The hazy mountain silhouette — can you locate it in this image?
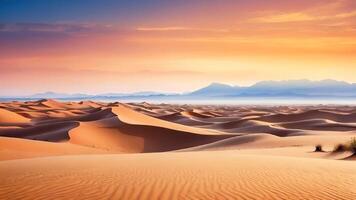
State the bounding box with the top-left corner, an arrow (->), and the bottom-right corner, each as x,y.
188,79 -> 356,97
2,79 -> 356,100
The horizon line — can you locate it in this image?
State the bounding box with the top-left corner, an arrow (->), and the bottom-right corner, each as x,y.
1,78 -> 355,97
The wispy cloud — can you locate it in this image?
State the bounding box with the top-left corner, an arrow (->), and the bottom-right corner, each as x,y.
0,22 -> 115,34
0,22 -> 118,48
136,26 -> 188,31
136,26 -> 229,32
250,12 -> 314,23
251,10 -> 356,23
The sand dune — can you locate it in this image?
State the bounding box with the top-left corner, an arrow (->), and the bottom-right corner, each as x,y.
181,110 -> 213,118
157,112 -> 187,121
0,108 -> 31,125
157,112 -> 214,126
0,152 -> 355,200
78,100 -> 105,108
112,105 -> 225,135
69,114 -> 232,153
0,136 -> 107,161
277,119 -> 356,131
1,100 -> 356,199
39,99 -> 69,108
259,109 -> 356,123
36,107 -> 115,124
0,121 -> 79,141
201,118 -> 299,136
180,133 -> 355,152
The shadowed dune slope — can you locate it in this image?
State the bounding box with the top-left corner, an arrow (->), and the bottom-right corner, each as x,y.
0,121 -> 79,142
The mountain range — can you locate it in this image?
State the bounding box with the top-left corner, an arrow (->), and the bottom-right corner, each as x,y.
191,79 -> 356,97
2,79 -> 356,100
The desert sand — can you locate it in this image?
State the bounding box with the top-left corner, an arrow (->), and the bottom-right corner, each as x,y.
0,99 -> 355,199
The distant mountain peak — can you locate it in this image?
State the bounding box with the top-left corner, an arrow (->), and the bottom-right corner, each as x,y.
208,82 -> 232,87
190,82 -> 240,96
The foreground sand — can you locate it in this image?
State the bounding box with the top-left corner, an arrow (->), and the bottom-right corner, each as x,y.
0,152 -> 355,200
0,99 -> 356,199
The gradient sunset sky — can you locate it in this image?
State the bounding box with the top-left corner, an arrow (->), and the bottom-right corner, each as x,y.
1,0 -> 355,95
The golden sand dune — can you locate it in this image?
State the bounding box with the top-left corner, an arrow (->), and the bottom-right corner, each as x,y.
0,152 -> 355,200
69,111 -> 232,153
0,136 -> 107,161
112,105 -> 225,135
39,99 -> 70,109
1,100 -> 356,199
208,119 -> 299,136
157,112 -> 213,126
78,100 -> 105,108
35,107 -> 115,124
0,108 -> 31,125
277,119 -> 356,131
258,110 -> 356,123
157,112 -> 187,121
0,121 -> 79,141
181,110 -> 213,118
179,133 -> 355,152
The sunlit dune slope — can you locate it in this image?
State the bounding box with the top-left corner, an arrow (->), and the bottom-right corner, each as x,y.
0,108 -> 31,125
0,136 -> 107,161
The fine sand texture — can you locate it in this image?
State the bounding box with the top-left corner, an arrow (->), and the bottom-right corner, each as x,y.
0,152 -> 355,200
0,100 -> 356,199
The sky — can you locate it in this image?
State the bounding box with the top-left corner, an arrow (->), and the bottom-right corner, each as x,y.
0,0 -> 355,96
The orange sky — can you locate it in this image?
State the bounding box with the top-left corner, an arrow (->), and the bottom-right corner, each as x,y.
0,0 -> 355,95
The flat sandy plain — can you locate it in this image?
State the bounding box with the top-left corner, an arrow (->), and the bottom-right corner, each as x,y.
0,99 -> 355,199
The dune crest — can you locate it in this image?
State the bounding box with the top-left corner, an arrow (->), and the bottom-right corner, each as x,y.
112,105 -> 225,135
